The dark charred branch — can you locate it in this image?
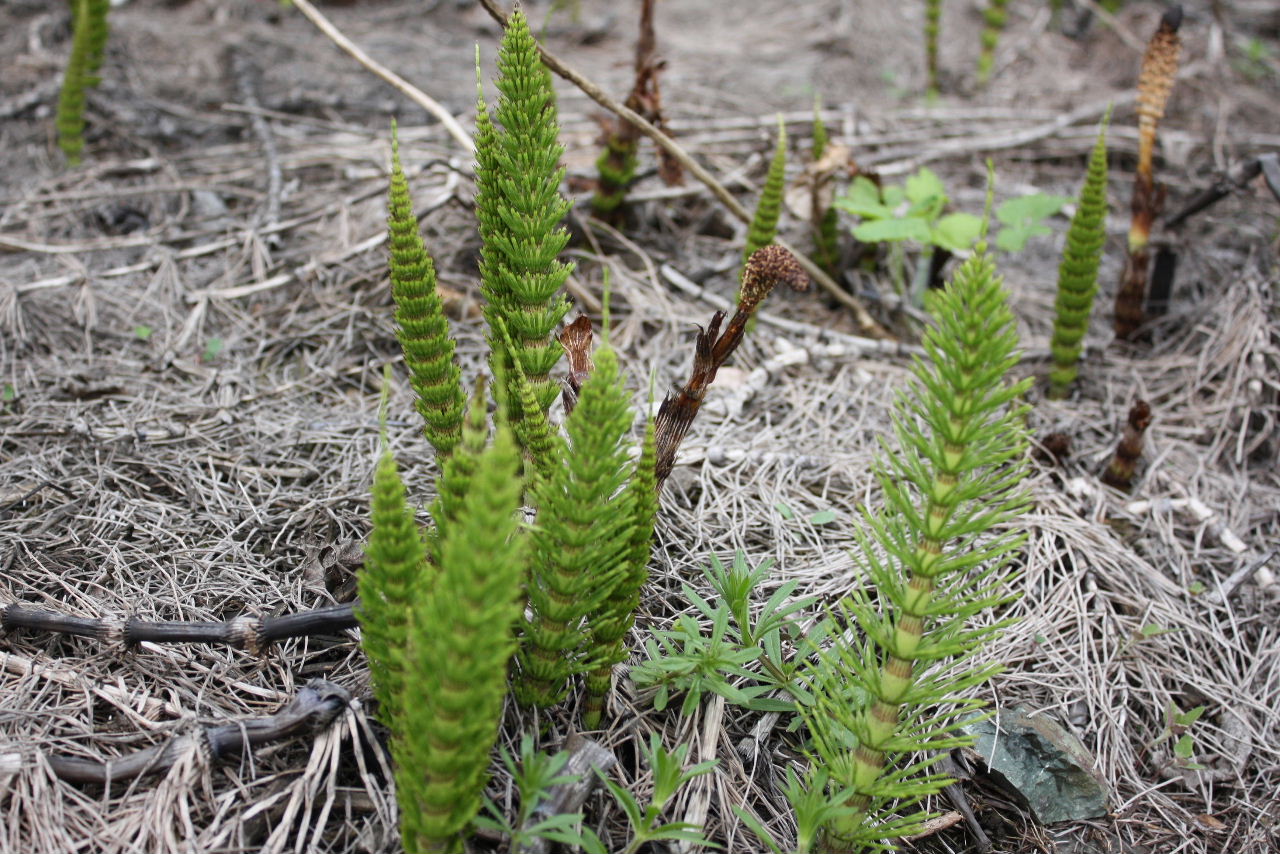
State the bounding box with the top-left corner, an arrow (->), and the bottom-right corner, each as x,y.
3,602 -> 358,653
33,679 -> 352,785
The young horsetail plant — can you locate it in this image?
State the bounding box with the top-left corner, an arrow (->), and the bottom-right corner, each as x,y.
924,0 -> 942,97
1048,114 -> 1111,399
801,229 -> 1031,851
809,103 -> 842,275
474,9 -> 573,431
387,124 -> 466,457
977,0 -> 1009,84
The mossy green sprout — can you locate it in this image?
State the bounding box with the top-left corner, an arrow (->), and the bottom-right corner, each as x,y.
1049,113 -> 1111,399
388,122 -> 466,457
473,9 -> 573,433
802,214 -> 1031,850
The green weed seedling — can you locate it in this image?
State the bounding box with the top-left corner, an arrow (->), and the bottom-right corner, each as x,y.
1155,702 -> 1208,771
994,193 -> 1073,253
475,735 -> 598,851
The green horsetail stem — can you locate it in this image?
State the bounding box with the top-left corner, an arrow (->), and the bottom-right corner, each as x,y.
474,9 -> 573,426
925,0 -> 942,97
395,408 -> 526,854
57,0 -> 110,164
810,103 -> 841,276
388,124 -> 466,456
806,239 -> 1031,851
583,414 -> 658,728
516,334 -> 637,710
1049,116 -> 1110,399
357,444 -> 428,732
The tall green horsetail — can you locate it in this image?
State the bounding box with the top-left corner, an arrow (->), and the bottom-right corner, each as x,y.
474,10 -> 573,431
388,124 -> 466,456
1049,116 -> 1110,399
804,239 -> 1031,851
395,399 -> 527,854
737,118 -> 787,322
515,329 -> 638,710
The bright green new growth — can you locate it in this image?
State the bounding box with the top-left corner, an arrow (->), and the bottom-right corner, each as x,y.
583,413 -> 658,727
57,0 -> 110,164
357,441 -> 428,730
516,332 -> 638,710
977,0 -> 1009,84
395,398 -> 527,854
388,123 -> 466,457
803,240 -> 1031,852
592,131 -> 639,217
474,10 -> 573,426
742,118 -> 788,269
810,103 -> 841,275
1049,117 -> 1110,399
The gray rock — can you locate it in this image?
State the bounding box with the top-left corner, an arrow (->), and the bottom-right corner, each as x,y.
961,707 -> 1110,824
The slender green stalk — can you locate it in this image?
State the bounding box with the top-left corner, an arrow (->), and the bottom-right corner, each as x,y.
395,409 -> 526,853
57,0 -> 109,164
804,236 -> 1031,851
742,118 -> 788,271
1049,116 -> 1110,399
977,0 -> 1009,85
474,10 -> 573,429
388,123 -> 466,456
810,103 -> 841,275
924,0 -> 942,97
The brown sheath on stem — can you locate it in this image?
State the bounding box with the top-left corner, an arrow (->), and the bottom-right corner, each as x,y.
1102,399 -> 1153,491
1115,7 -> 1181,340
558,314 -> 594,415
654,246 -> 808,486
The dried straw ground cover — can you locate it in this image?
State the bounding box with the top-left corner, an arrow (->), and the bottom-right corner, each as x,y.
1,1 -> 1278,852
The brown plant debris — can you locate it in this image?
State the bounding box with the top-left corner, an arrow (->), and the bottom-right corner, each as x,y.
1102,399 -> 1153,491
654,246 -> 808,486
559,314 -> 595,415
1115,6 -> 1182,341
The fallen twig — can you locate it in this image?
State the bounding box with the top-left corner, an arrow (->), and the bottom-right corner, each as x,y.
2,602 -> 358,653
0,679 -> 351,785
291,0 -> 474,154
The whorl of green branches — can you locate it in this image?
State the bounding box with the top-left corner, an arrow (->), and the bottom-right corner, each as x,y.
583,413 -> 658,728
474,10 -> 573,426
57,0 -> 110,165
803,239 -> 1031,851
357,442 -> 428,731
1049,117 -> 1110,399
592,132 -> 639,217
810,104 -> 841,275
925,0 -> 942,97
395,398 -> 527,854
388,124 -> 466,457
977,0 -> 1009,84
515,335 -> 637,710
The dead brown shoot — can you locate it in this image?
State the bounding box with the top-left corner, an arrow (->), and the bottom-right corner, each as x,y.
1102,399 -> 1153,491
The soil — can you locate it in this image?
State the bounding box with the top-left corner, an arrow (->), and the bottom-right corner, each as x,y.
1,1 -> 1278,853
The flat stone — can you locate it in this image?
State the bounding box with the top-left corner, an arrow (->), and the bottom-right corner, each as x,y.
962,706 -> 1110,824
